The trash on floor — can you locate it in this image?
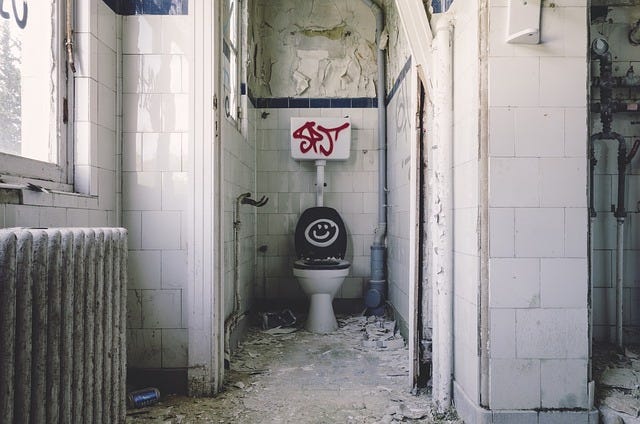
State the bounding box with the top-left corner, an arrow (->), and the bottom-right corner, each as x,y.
260,309 -> 297,330
594,344 -> 640,424
127,387 -> 161,409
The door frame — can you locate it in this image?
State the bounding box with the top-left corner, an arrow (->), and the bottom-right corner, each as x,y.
188,0 -> 225,396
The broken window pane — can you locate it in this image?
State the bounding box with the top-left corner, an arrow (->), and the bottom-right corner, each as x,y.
0,1 -> 58,164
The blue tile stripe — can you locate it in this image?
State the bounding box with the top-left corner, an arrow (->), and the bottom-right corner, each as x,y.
385,56 -> 412,106
102,0 -> 188,15
247,93 -> 378,109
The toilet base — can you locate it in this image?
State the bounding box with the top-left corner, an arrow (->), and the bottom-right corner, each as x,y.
305,293 -> 338,333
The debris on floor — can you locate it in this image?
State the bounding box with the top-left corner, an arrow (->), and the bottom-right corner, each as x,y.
127,314 -> 461,423
361,316 -> 405,349
260,309 -> 297,330
595,344 -> 640,423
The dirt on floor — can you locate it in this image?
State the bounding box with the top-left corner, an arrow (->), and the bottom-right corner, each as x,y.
126,315 -> 461,424
594,344 -> 640,424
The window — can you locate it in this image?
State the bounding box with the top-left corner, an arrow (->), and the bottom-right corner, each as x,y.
0,0 -> 70,188
223,0 -> 240,124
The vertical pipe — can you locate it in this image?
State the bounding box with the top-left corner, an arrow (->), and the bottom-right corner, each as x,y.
83,230 -> 96,424
71,230 -> 85,423
14,231 -> 33,424
103,232 -> 114,424
46,230 -> 62,424
315,159 -> 326,207
94,230 -> 105,424
0,232 -> 17,424
431,16 -> 454,412
361,0 -> 387,242
616,220 -> 624,349
60,231 -> 74,424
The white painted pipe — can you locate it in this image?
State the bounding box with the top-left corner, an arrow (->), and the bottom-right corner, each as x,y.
616,218 -> 624,349
315,159 -> 326,207
431,16 -> 454,412
589,216 -> 595,380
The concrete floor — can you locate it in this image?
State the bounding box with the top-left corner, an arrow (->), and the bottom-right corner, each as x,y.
126,315 -> 461,423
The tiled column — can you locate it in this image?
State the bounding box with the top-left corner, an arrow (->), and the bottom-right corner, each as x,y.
122,10 -> 191,370
487,1 -> 589,413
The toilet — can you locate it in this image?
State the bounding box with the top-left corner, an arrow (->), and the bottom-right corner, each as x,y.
293,206 -> 351,333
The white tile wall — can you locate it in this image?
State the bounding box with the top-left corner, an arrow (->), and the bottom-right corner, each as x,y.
487,1 -> 589,411
255,107 -> 379,301
489,258 -> 540,308
516,308 -> 588,358
541,359 -> 589,409
122,12 -> 192,369
490,358 -> 541,409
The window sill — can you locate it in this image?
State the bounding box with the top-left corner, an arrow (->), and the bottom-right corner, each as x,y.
0,184 -> 99,209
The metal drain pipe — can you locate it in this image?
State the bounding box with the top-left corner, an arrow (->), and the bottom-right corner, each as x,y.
360,0 -> 389,316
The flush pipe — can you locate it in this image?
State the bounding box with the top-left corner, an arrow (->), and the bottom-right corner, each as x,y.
315,160 -> 326,207
360,0 -> 388,316
430,16 -> 454,412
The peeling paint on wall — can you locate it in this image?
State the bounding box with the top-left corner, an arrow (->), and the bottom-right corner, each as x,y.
383,0 -> 412,95
249,0 -> 378,98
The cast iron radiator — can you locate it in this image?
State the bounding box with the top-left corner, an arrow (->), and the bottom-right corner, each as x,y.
0,227 -> 128,423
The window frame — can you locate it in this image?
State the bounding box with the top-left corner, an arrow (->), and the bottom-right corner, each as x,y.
0,0 -> 72,191
222,0 -> 241,127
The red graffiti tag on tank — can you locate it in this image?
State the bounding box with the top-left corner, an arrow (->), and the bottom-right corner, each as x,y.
292,121 -> 350,157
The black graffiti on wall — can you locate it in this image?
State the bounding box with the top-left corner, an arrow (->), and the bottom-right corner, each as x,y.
0,0 -> 27,29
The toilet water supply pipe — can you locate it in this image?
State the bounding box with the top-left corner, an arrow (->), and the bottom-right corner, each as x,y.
360,0 -> 388,315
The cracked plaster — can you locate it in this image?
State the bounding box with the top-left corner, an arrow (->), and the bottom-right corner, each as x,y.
249,0 -> 379,98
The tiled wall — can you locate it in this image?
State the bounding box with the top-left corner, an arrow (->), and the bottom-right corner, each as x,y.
122,12 -> 191,369
450,1 -> 481,406
0,0 -> 119,228
383,0 -> 415,330
249,0 -> 384,303
487,1 -> 588,410
590,6 -> 640,343
386,62 -> 414,328
222,116 -> 256,317
254,105 -> 378,301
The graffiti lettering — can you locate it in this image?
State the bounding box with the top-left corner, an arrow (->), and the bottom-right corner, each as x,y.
0,0 -> 27,29
292,121 -> 350,157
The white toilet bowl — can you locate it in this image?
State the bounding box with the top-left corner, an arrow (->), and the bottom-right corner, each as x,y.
292,206 -> 350,334
294,262 -> 350,333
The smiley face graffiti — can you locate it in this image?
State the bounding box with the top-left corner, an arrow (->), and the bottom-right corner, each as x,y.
304,218 -> 339,248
